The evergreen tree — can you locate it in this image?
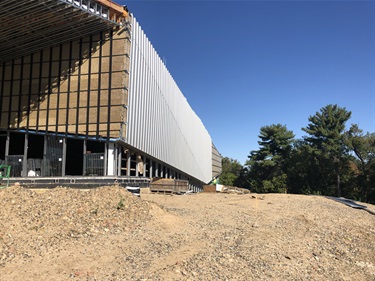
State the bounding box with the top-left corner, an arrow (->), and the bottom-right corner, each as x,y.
302,104 -> 351,196
246,124 -> 294,193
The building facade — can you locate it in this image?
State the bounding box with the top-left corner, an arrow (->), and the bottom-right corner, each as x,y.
0,0 -> 221,189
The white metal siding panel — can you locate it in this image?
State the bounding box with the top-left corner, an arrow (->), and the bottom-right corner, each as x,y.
127,17 -> 212,183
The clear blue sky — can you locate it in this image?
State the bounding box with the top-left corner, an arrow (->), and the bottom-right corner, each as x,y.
118,0 -> 374,164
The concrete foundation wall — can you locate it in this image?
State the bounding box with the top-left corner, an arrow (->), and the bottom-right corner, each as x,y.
0,26 -> 131,139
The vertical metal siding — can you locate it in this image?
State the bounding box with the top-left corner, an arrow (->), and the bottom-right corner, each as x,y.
127,17 -> 212,183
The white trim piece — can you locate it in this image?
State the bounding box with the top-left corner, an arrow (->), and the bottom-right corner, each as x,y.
107,143 -> 115,176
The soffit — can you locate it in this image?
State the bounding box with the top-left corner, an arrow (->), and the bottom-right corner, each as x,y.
0,0 -> 124,63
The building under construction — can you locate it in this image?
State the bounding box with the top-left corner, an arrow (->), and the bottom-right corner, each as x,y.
0,0 -> 222,189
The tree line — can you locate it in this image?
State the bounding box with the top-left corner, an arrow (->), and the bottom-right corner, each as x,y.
219,104 -> 375,204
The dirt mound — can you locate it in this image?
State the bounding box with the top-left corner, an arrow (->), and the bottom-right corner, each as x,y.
1,188 -> 375,280
0,185 -> 152,268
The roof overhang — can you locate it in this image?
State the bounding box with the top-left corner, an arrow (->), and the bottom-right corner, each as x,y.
0,0 -> 129,63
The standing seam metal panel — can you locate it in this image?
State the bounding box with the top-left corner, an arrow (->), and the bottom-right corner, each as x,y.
127,17 -> 212,183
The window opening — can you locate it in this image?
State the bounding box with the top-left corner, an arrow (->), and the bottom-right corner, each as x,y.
84,140 -> 104,176
6,132 -> 24,177
66,138 -> 83,176
27,134 -> 44,177
0,133 -> 6,165
42,135 -> 63,177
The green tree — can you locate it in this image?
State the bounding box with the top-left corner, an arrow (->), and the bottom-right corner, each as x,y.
302,104 -> 351,197
347,124 -> 375,202
286,139 -> 337,196
246,124 -> 294,193
219,157 -> 243,186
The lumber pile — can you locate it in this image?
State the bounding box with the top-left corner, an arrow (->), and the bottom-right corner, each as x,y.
150,178 -> 189,194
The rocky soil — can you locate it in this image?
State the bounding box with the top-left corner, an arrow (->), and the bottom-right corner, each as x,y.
1,185 -> 374,280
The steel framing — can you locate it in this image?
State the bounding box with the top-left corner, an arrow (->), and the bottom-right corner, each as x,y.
0,0 -> 125,63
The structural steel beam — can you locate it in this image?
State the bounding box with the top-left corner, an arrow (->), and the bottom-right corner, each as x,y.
0,0 -> 127,63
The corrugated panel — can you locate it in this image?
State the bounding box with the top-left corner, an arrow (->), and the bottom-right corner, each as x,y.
127,17 -> 212,183
212,142 -> 222,178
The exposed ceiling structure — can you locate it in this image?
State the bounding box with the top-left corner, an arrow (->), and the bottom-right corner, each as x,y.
0,0 -> 129,63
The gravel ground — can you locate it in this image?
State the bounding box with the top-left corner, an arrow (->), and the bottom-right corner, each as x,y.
1,185 -> 374,280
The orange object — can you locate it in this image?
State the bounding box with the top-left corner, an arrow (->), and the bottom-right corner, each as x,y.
94,0 -> 128,17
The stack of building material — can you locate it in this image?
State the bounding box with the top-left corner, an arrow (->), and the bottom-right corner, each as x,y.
220,186 -> 251,194
204,184 -> 251,194
203,185 -> 216,192
150,178 -> 189,194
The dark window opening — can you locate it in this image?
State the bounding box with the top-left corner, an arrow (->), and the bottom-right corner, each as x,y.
130,152 -> 136,176
7,132 -> 25,177
158,163 -> 162,177
145,158 -> 150,177
86,140 -> 104,153
120,147 -> 128,176
27,134 -> 44,177
84,140 -> 104,176
0,134 -> 6,163
9,132 -> 24,155
66,138 -> 83,176
151,160 -> 155,178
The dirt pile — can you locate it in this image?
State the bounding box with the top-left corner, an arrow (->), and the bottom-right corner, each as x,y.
0,186 -> 151,268
1,187 -> 375,280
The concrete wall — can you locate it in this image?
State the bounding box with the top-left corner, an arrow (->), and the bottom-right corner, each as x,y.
0,26 -> 131,139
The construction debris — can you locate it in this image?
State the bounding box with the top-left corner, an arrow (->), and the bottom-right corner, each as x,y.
220,185 -> 251,194
203,184 -> 250,195
329,197 -> 375,215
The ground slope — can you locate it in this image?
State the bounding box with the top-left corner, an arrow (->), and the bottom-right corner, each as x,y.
1,186 -> 374,280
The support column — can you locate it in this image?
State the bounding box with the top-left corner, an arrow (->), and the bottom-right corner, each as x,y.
116,145 -> 120,176
106,142 -> 115,176
142,156 -> 148,177
42,135 -> 47,177
83,140 -> 87,176
144,156 -> 148,177
149,160 -> 153,178
135,154 -> 139,177
117,146 -> 122,176
155,161 -> 158,177
62,137 -> 66,176
126,149 -> 131,176
22,134 -> 28,177
5,132 -> 9,163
